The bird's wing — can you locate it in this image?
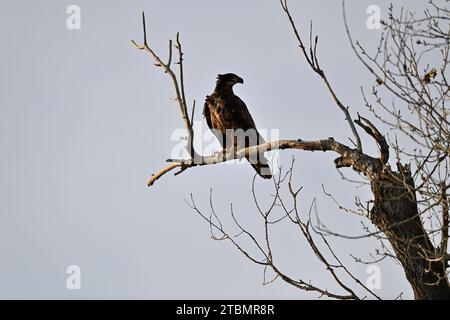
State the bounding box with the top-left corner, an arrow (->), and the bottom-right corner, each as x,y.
233,96 -> 272,179
233,95 -> 265,147
204,95 -> 227,147
203,97 -> 212,129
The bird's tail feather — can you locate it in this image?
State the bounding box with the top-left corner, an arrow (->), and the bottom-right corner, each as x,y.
248,156 -> 272,179
251,162 -> 272,179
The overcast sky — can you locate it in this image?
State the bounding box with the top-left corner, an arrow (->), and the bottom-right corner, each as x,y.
0,0 -> 432,299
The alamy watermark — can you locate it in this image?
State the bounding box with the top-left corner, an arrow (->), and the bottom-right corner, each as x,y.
366,5 -> 381,30
66,5 -> 81,30
170,121 -> 280,175
66,265 -> 81,290
366,264 -> 381,290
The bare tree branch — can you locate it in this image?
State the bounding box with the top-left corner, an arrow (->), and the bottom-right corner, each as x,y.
280,0 -> 363,152
132,12 -> 199,164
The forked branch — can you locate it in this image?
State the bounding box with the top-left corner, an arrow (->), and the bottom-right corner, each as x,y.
132,12 -> 198,163
280,0 -> 362,152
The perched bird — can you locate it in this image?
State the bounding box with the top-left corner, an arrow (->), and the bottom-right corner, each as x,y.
203,73 -> 272,179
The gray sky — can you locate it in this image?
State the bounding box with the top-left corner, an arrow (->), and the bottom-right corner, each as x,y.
0,0 -> 431,299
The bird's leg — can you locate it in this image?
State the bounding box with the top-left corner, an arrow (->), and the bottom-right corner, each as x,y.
222,146 -> 238,162
222,147 -> 230,162
219,146 -> 237,162
233,137 -> 240,160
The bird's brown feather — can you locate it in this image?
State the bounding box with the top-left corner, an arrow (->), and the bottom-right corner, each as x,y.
204,82 -> 272,179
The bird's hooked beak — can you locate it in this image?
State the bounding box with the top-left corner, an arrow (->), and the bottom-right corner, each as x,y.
236,76 -> 244,84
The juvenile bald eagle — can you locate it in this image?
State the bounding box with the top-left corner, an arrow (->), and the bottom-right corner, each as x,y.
203,73 -> 272,179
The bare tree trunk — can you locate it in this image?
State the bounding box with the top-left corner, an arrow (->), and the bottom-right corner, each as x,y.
371,165 -> 450,299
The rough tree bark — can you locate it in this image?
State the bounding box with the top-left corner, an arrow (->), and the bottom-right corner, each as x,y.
371,166 -> 450,299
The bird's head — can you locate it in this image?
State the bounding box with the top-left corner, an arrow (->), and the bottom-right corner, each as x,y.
216,73 -> 244,88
